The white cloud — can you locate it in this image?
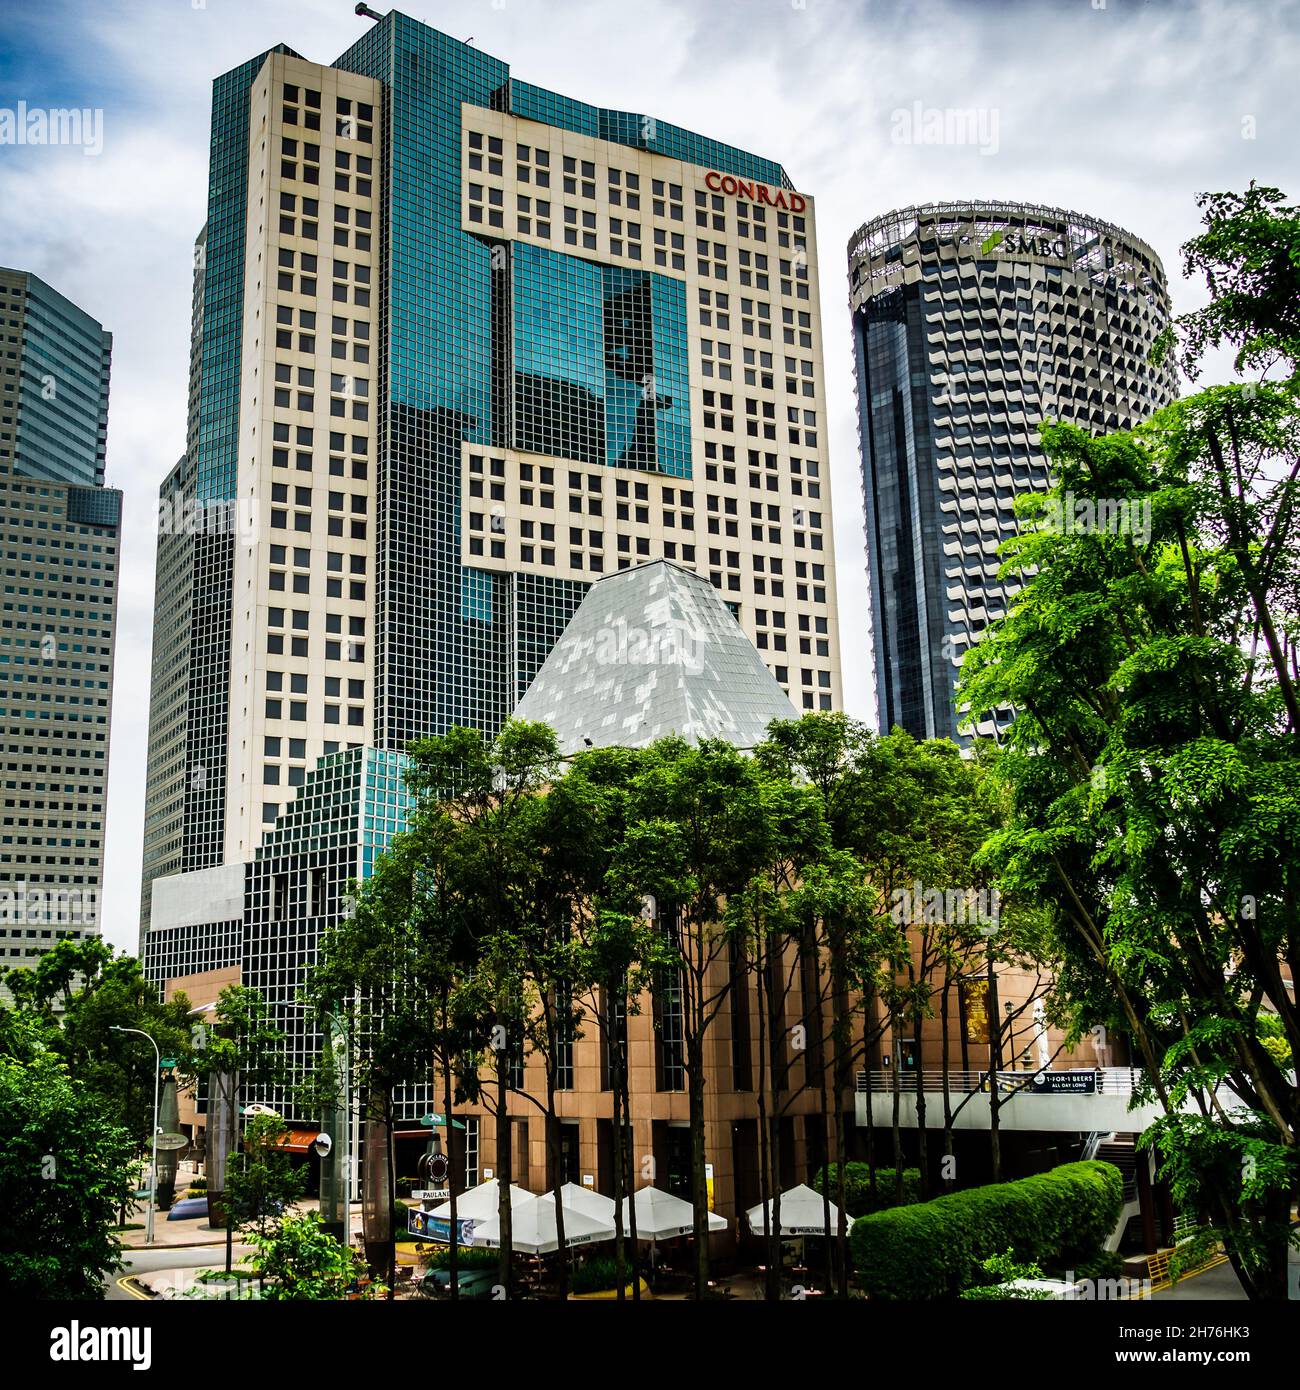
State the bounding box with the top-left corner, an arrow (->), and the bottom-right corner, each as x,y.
3,0 -> 1292,956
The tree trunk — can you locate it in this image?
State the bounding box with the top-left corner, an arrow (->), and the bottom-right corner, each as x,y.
687,1033 -> 709,1300
940,969 -> 956,1192
890,1022 -> 903,1195
225,1075 -> 238,1276
495,1045 -> 512,1297
753,934 -> 776,1301
912,1009 -> 928,1198
444,1056 -> 458,1302
620,1037 -> 641,1301
766,940 -> 788,1301
987,962 -> 1003,1184
611,1006 -> 626,1301
545,1070 -> 568,1298
385,1092 -> 397,1299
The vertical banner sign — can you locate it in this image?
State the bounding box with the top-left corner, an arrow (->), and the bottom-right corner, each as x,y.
961,978 -> 990,1046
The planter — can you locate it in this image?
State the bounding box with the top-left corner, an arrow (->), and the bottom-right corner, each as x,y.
570,1277 -> 651,1300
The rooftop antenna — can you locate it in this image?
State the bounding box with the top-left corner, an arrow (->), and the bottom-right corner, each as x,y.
355,3 -> 383,21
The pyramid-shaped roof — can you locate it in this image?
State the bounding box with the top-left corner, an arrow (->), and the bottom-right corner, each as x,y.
513,560 -> 796,755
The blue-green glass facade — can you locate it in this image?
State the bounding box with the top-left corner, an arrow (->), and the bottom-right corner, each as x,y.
7,271 -> 111,488
337,15 -> 514,750
180,48 -> 300,885
511,246 -> 690,476
507,80 -> 791,189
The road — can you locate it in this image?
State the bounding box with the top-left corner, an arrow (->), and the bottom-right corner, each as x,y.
105,1244 -> 251,1301
1148,1259 -> 1248,1301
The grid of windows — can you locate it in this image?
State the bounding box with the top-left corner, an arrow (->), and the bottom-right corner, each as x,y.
141,916 -> 242,985
242,747 -> 419,1118
0,269 -> 120,990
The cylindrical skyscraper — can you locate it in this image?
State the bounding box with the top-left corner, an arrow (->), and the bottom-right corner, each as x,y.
848,201 -> 1177,743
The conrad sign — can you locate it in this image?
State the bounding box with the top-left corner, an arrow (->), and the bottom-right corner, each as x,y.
704,170 -> 807,214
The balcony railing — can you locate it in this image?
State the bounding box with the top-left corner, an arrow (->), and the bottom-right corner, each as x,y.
855,1066 -> 1143,1097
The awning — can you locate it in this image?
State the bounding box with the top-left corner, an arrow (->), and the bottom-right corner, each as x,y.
274,1129 -> 321,1153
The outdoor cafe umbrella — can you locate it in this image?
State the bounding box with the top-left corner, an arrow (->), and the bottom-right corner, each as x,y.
428,1178 -> 533,1224
619,1185 -> 728,1280
745,1182 -> 852,1237
470,1191 -> 615,1255
544,1182 -> 617,1225
621,1185 -> 729,1241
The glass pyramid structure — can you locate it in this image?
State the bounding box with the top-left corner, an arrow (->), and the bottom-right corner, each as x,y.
513,559 -> 796,754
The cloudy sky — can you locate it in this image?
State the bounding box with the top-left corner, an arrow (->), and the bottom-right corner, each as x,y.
0,0 -> 1295,956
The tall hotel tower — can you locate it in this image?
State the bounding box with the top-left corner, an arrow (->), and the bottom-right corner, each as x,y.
849,202 -> 1176,743
140,13 -> 840,1113
0,269 -> 120,991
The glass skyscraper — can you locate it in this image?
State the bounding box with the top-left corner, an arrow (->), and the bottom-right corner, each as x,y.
0,268 -> 120,993
140,13 -> 841,1124
849,201 -> 1177,744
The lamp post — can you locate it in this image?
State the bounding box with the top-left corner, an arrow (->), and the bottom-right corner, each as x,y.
111,1025 -> 160,1247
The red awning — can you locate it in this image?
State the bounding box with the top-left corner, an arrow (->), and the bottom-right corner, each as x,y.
274,1129 -> 321,1153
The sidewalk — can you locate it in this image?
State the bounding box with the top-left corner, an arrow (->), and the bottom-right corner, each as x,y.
119,1176 -> 357,1250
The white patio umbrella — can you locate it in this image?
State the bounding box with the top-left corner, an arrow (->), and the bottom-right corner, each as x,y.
745,1182 -> 852,1237
428,1178 -> 533,1224
621,1185 -> 728,1241
543,1182 -> 617,1225
470,1192 -> 615,1254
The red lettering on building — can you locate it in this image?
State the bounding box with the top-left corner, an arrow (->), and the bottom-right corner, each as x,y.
703,170 -> 807,215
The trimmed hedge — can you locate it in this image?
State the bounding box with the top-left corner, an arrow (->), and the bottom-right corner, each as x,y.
812,1163 -> 923,1217
849,1160 -> 1124,1300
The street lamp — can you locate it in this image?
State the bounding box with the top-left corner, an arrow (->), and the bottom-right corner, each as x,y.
111,1024 -> 160,1247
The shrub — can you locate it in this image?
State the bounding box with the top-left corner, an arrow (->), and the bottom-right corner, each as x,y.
428,1245 -> 498,1271
849,1160 -> 1123,1300
959,1249 -> 1054,1300
1071,1249 -> 1124,1282
570,1254 -> 637,1295
812,1163 -> 922,1217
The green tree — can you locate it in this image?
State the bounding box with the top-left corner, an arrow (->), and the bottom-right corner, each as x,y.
0,1039 -> 135,1298
225,1111 -> 308,1247
4,941 -> 197,1222
613,736 -> 804,1299
960,185 -> 1300,1301
563,743 -> 667,1300
3,935 -> 112,1015
246,1210 -> 380,1300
